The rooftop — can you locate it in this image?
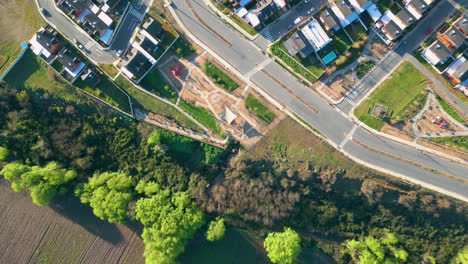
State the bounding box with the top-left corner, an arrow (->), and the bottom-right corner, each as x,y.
382,20 -> 401,39
300,19 -> 331,51
144,18 -> 163,38
396,8 -> 415,26
125,52 -> 152,76
337,1 -> 352,18
455,14 -> 468,35
320,10 -> 338,30
442,26 -> 465,47
35,29 -> 61,54
429,40 -> 452,62
283,32 -> 307,56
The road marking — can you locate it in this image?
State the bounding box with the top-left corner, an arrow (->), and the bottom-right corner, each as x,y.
244,58 -> 273,79
339,124 -> 358,148
344,96 -> 356,106
84,41 -> 94,49
130,8 -> 145,20
263,30 -> 275,42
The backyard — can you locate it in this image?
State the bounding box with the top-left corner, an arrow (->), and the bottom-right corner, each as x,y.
139,68 -> 178,102
345,20 -> 367,42
245,94 -> 276,125
98,64 -> 119,78
178,100 -> 225,136
354,61 -> 430,130
331,29 -> 352,54
203,60 -> 239,92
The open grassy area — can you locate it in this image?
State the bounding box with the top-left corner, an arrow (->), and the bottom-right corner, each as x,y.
179,100 -> 224,136
171,37 -> 196,58
114,75 -> 202,132
3,49 -> 85,103
345,20 -> 367,42
74,74 -> 131,113
355,59 -> 376,79
229,13 -> 258,36
427,136 -> 468,152
203,60 -> 239,92
331,29 -> 352,54
98,63 -> 119,77
245,94 -> 276,125
354,61 -> 429,130
139,69 -> 178,102
435,95 -> 466,124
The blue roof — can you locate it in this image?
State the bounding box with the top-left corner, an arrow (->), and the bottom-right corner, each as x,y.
100,29 -> 113,44
322,51 -> 337,64
21,42 -> 28,49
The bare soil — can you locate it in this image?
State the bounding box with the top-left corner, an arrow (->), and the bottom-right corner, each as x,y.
415,99 -> 466,136
367,36 -> 390,60
321,70 -> 356,102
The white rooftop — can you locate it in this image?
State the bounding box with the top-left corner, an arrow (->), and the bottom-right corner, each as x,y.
29,28 -> 52,59
422,48 -> 442,65
90,4 -> 100,14
300,19 -> 331,51
245,11 -> 260,28
384,10 -> 406,30
446,56 -> 467,76
273,0 -> 286,8
235,7 -> 248,18
98,12 -> 113,27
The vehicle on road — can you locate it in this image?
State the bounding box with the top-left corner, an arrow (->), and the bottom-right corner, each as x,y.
40,8 -> 49,16
307,7 -> 315,15
293,16 -> 303,25
426,28 -> 433,35
116,49 -> 123,57
287,24 -> 293,30
304,0 -> 310,3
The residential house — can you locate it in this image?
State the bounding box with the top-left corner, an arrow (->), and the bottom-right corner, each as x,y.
80,69 -> 101,87
381,20 -> 402,41
132,38 -> 158,63
395,8 -> 415,28
441,26 -> 465,49
300,19 -> 331,51
320,10 -> 339,31
102,0 -> 128,14
422,40 -> 452,66
455,14 -> 468,36
283,31 -> 314,57
331,1 -> 358,27
143,18 -> 164,39
381,10 -> 407,30
456,79 -> 468,96
446,56 -> 468,84
235,7 -> 261,28
83,12 -> 113,44
57,48 -> 86,78
403,0 -> 426,20
29,28 -> 63,61
348,0 -> 373,14
122,52 -> 152,79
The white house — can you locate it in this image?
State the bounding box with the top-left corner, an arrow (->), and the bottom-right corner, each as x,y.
300,19 -> 331,51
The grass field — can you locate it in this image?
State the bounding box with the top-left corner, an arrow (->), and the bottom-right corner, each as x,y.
139,69 -> 178,102
270,41 -> 318,83
74,75 -> 132,113
114,75 -> 202,132
203,60 -> 239,92
178,100 -> 225,136
427,136 -> 468,152
435,95 -> 466,124
345,20 -> 367,42
331,29 -> 352,54
98,64 -> 119,78
171,37 -> 196,59
245,94 -> 276,125
354,61 -> 429,130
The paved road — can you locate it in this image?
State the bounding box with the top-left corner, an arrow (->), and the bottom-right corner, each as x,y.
172,0 -> 468,200
38,0 -> 150,63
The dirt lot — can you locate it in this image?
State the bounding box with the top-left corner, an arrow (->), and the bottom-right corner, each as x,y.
320,70 -> 356,102
0,179 -> 145,264
367,36 -> 390,60
415,98 -> 466,136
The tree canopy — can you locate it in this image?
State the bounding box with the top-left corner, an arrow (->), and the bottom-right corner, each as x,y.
206,217 -> 226,241
1,161 -> 77,206
135,190 -> 204,264
345,231 -> 408,264
264,227 -> 301,264
76,171 -> 134,224
452,245 -> 468,264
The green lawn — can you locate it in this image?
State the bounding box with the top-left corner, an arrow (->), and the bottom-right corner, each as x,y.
171,38 -> 196,58
354,62 -> 429,130
98,63 -> 119,77
355,60 -> 376,79
435,95 -> 466,124
179,100 -> 225,136
74,75 -> 131,113
3,49 -> 84,103
427,136 -> 468,152
245,94 -> 276,125
377,0 -> 392,13
51,59 -> 64,72
203,60 -> 239,92
114,75 -> 202,132
331,29 -> 352,54
139,69 -> 178,102
345,20 -> 367,42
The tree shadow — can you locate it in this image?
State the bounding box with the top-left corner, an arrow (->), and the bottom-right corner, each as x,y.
50,194 -> 124,245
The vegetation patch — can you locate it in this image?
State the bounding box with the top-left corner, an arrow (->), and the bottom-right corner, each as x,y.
270,41 -> 318,83
354,61 -> 429,130
139,69 -> 178,102
331,29 -> 352,54
435,95 -> 466,124
98,63 -> 119,77
345,20 -> 367,42
171,38 -> 196,58
229,13 -> 258,36
203,60 -> 239,92
377,0 -> 392,13
427,136 -> 468,153
355,59 -> 376,79
179,100 -> 225,136
245,94 -> 276,125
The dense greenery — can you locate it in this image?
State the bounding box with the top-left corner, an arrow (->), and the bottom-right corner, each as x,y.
355,59 -> 376,79
1,161 -> 76,206
436,95 -> 465,124
270,41 -> 318,83
264,227 -> 301,264
203,60 -> 239,92
206,217 -> 226,241
76,171 -> 134,224
171,38 -> 196,58
178,100 -> 225,136
244,94 -> 276,125
427,136 -> 468,152
139,69 -> 178,102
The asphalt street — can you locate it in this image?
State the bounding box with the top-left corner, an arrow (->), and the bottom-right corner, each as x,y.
172,0 -> 468,200
37,0 -> 151,63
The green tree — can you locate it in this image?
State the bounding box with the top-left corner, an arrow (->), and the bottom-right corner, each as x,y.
206,217 -> 225,241
76,171 -> 134,224
0,146 -> 8,160
452,245 -> 468,264
346,231 -> 408,264
135,190 -> 204,264
264,227 -> 301,264
1,161 -> 77,206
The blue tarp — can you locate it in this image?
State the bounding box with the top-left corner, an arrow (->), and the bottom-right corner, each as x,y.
21,42 -> 28,49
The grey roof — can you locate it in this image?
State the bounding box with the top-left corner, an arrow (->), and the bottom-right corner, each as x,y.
64,0 -> 88,11
83,13 -> 109,36
396,8 -> 415,25
320,10 -> 338,29
57,49 -> 82,72
453,59 -> 468,80
283,32 -> 307,56
126,52 -> 151,75
408,0 -> 427,13
140,38 -> 157,54
337,1 -> 352,17
429,40 -> 452,62
80,69 -> 101,87
443,26 -> 465,47
455,14 -> 468,35
36,30 -> 62,53
383,20 -> 401,39
145,19 -> 163,38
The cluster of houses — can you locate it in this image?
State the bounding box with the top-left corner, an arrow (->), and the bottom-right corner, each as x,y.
58,0 -> 129,45
231,0 -> 289,28
121,17 -> 165,81
376,0 -> 434,44
29,27 -> 101,86
420,13 -> 468,96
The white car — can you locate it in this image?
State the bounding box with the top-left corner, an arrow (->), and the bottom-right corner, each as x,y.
304,0 -> 310,3
116,49 -> 123,57
307,7 -> 315,14
293,16 -> 303,25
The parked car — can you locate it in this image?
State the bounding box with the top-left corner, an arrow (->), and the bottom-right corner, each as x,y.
293,16 -> 303,25
307,7 -> 315,15
116,49 -> 123,57
304,0 -> 310,3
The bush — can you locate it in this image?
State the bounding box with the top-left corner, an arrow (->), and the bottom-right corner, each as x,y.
202,61 -> 239,91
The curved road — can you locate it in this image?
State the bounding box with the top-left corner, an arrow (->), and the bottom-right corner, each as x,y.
36,0 -> 468,200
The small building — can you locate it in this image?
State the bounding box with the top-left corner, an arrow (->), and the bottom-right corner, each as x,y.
57,49 -> 86,77
381,10 -> 407,30
80,69 -> 101,87
300,19 -> 331,51
143,18 -> 163,39
381,20 -> 402,41
455,14 -> 468,36
456,79 -> 468,96
102,0 -> 127,14
395,8 -> 415,28
445,56 -> 468,84
422,40 -> 452,65
320,10 -> 339,31
122,52 -> 152,79
366,4 -> 382,22
83,12 -> 113,44
403,0 -> 426,20
348,0 -> 373,14
441,26 -> 466,48
283,31 -> 314,58
29,28 -> 63,61
331,1 -> 358,27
